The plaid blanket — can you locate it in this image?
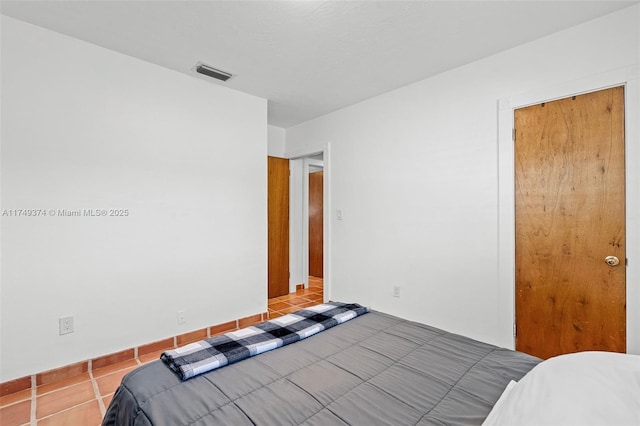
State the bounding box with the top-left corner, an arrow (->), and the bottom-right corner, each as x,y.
161,302 -> 369,380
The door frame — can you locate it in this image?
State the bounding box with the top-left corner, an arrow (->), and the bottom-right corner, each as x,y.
498,66 -> 639,353
287,142 -> 332,303
302,158 -> 324,286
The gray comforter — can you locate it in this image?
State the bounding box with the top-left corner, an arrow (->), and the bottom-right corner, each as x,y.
102,310 -> 540,425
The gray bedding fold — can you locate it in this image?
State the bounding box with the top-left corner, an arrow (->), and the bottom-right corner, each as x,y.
102,310 -> 540,426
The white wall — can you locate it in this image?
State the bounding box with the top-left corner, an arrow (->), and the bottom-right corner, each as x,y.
286,6 -> 640,351
289,158 -> 305,292
267,125 -> 286,157
1,16 -> 268,381
267,124 -> 305,293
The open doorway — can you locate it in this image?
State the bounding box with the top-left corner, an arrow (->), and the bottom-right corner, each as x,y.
267,150 -> 329,319
308,169 -> 323,279
305,156 -> 324,291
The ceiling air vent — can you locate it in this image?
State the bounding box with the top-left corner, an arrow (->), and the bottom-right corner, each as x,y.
194,62 -> 233,82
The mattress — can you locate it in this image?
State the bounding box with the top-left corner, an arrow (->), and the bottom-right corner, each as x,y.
102,310 -> 540,425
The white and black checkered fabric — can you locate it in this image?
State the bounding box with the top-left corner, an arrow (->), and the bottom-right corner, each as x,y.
161,302 -> 369,380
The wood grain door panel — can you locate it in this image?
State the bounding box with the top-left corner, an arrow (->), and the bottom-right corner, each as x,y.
309,171 -> 323,278
515,86 -> 626,359
268,156 -> 290,298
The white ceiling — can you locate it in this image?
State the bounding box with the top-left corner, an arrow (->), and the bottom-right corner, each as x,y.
2,1 -> 637,128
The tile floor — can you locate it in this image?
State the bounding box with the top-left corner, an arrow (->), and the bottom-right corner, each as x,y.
268,276 -> 324,319
0,277 -> 323,426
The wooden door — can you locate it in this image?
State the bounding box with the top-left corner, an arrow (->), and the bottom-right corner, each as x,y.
514,86 -> 626,359
309,171 -> 324,278
268,156 -> 289,298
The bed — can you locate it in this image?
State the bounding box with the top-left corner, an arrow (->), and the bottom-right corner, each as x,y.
102,303 -> 542,425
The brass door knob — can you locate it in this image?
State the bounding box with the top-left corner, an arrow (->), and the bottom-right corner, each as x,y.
605,256 -> 620,266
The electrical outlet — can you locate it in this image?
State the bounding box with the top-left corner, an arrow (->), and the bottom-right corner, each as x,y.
59,316 -> 74,335
393,286 -> 400,298
177,310 -> 186,325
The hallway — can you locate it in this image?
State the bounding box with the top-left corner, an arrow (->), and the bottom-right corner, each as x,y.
268,276 -> 323,319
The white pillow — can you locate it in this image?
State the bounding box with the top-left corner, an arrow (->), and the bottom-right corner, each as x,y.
483,351 -> 640,425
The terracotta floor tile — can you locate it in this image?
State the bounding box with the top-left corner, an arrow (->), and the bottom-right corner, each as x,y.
273,294 -> 295,302
238,313 -> 262,328
138,349 -> 166,365
0,399 -> 30,425
102,394 -> 114,409
37,373 -> 91,396
296,288 -> 323,297
36,362 -> 89,388
1,288 -> 328,425
0,388 -> 31,408
209,320 -> 237,337
95,366 -> 137,397
266,278 -> 323,320
1,376 -> 31,398
36,381 -> 95,419
267,298 -> 287,307
298,300 -> 321,308
277,305 -> 301,314
91,359 -> 139,379
176,328 -> 208,346
267,300 -> 292,311
288,296 -> 313,305
277,293 -> 298,305
92,349 -> 135,372
137,338 -> 174,357
37,400 -> 102,426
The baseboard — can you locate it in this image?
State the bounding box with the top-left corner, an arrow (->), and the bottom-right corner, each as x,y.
0,311 -> 268,397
